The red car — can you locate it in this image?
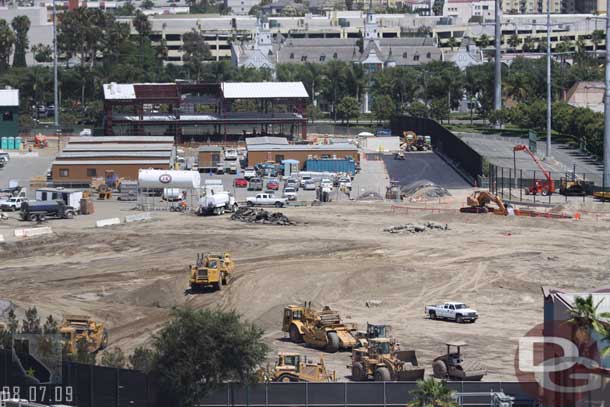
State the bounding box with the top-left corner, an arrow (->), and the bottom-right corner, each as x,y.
234,178 -> 248,188
266,180 -> 280,190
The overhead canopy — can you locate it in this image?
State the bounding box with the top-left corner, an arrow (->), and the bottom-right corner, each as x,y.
221,82 -> 309,99
103,83 -> 136,100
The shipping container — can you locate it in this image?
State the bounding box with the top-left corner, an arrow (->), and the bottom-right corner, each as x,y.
305,159 -> 356,175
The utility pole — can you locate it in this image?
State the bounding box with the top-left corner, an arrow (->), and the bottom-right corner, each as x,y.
494,0 -> 502,114
52,0 -> 59,145
596,0 -> 610,191
545,0 -> 552,158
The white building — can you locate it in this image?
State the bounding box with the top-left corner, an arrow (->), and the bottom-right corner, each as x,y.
443,0 -> 494,21
225,0 -> 259,15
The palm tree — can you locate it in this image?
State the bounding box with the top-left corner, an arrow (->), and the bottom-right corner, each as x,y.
522,36 -> 535,53
507,34 -> 520,52
11,15 -> 30,68
566,295 -> 604,347
592,29 -> 604,58
133,11 -> 152,68
408,378 -> 458,407
477,34 -> 490,49
446,37 -> 458,51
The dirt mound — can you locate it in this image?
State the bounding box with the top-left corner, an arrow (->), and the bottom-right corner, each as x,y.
106,275 -> 187,308
231,207 -> 295,225
401,180 -> 450,202
357,191 -> 384,201
383,222 -> 448,234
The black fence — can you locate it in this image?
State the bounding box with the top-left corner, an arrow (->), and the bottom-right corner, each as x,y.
390,116 -> 483,184
488,163 -> 609,205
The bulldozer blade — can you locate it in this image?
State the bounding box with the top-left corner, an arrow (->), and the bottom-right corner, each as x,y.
335,330 -> 356,348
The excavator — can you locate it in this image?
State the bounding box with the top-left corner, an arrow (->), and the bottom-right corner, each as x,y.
460,191 -> 507,215
513,144 -> 556,196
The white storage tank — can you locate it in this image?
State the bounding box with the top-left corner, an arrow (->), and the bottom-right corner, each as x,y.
138,169 -> 201,189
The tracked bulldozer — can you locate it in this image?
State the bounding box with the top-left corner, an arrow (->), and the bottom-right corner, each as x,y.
189,252 -> 234,291
260,353 -> 336,383
282,303 -> 357,353
59,315 -> 108,354
432,342 -> 486,381
350,338 -> 425,381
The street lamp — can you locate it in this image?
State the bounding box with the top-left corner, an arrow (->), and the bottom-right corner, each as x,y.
52,0 -> 59,146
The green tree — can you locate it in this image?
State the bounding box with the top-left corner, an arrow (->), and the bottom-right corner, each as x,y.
566,295 -> 605,346
477,34 -> 490,48
182,25 -> 212,80
0,19 -> 16,74
100,347 -> 127,368
507,34 -> 520,51
11,15 -> 30,67
371,94 -> 395,124
432,0 -> 444,15
141,0 -> 155,9
337,96 -> 360,125
133,11 -> 152,67
152,308 -> 268,406
22,306 -> 41,334
129,346 -> 155,372
115,0 -> 136,16
306,104 -> 321,123
522,36 -> 535,52
31,43 -> 53,63
66,336 -> 96,365
429,98 -> 450,123
407,101 -> 429,118
408,378 -> 459,407
43,315 -> 58,334
446,37 -> 458,51
486,107 -> 510,127
592,29 -> 604,58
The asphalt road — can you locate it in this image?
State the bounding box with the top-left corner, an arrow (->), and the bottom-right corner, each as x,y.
382,152 -> 470,189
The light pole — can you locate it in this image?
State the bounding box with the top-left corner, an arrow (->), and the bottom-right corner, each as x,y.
52,0 -> 59,146
603,0 -> 610,191
545,0 -> 551,158
494,0 -> 502,114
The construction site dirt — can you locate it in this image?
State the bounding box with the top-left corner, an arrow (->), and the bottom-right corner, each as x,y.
1,195 -> 609,382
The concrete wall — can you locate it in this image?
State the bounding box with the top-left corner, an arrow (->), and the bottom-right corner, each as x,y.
0,106 -> 19,138
247,149 -> 359,169
52,163 -> 170,181
361,136 -> 400,152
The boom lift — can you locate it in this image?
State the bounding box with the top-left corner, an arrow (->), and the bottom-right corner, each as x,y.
513,144 -> 555,196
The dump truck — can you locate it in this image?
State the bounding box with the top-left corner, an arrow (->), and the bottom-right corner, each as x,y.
189,252 -> 235,291
350,338 -> 425,381
432,342 -> 486,381
260,353 -> 336,383
59,315 -> 108,354
282,303 -> 357,353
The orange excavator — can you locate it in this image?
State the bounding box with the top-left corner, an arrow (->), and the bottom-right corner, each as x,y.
461,191 -> 507,215
513,144 -> 555,196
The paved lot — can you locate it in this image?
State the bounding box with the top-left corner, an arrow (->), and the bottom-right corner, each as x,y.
0,153 -> 55,197
383,152 -> 471,189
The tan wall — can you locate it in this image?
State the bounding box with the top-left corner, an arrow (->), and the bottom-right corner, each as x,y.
198,151 -> 222,168
58,155 -> 170,161
52,163 -> 170,182
247,150 -> 359,169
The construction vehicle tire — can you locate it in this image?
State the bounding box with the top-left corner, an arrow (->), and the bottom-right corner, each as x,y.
275,201 -> 283,208
374,367 -> 391,382
38,215 -> 46,222
325,332 -> 340,353
429,311 -> 436,320
432,360 -> 448,378
27,213 -> 35,221
100,329 -> 109,350
65,211 -> 74,219
351,362 -> 366,381
289,324 -> 303,343
277,374 -> 298,383
216,281 -> 222,291
247,201 -> 254,207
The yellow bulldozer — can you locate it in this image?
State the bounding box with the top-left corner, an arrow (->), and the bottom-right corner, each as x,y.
350,337 -> 425,381
59,315 -> 108,354
259,352 -> 336,382
189,252 -> 234,291
282,302 -> 357,353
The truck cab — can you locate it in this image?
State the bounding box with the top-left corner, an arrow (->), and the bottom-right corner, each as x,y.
282,305 -> 304,333
189,253 -> 233,291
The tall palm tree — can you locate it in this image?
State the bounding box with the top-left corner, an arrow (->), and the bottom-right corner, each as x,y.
477,34 -> 490,49
566,295 -> 604,347
11,15 -> 30,68
446,37 -> 458,51
408,378 -> 458,407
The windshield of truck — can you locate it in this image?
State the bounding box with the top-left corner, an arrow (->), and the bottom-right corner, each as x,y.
373,341 -> 390,354
454,304 -> 467,309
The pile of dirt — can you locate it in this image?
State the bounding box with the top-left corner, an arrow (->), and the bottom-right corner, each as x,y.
401,180 -> 450,202
383,222 -> 448,234
231,207 -> 295,225
357,191 -> 384,201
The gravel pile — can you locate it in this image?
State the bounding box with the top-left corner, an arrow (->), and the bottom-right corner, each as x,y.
357,191 -> 384,201
383,222 -> 448,234
231,207 -> 295,225
401,180 -> 450,201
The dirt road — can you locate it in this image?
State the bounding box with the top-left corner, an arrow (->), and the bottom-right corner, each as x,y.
1,197 -> 608,381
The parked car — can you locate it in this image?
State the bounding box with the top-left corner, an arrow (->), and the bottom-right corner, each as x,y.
300,175 -> 312,187
234,178 -> 248,188
248,178 -> 263,191
338,176 -> 352,190
224,148 -> 238,161
266,179 -> 280,190
246,193 -> 287,208
285,178 -> 299,191
320,178 -> 333,190
0,196 -> 27,211
243,167 -> 257,180
425,302 -> 478,323
283,187 -> 297,201
303,180 -> 316,191
216,163 -> 225,174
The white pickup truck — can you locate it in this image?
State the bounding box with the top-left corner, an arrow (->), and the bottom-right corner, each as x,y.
425,302 -> 478,323
0,196 -> 27,211
246,193 -> 287,208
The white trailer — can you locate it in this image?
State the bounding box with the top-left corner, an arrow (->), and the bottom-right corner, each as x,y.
35,187 -> 83,210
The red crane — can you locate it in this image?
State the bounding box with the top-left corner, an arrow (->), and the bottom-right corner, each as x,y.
513,144 -> 556,196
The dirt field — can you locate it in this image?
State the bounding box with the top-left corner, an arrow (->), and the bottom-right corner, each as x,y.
1,192 -> 609,382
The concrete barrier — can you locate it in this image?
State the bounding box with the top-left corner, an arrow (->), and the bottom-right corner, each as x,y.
96,218 -> 121,227
0,234 -> 4,243
14,227 -> 53,238
125,212 -> 152,223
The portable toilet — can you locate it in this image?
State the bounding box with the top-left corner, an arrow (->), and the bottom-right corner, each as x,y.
15,136 -> 21,150
1,137 -> 6,150
7,137 -> 14,150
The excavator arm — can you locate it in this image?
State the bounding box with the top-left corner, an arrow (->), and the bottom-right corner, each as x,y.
467,191 -> 507,215
513,144 -> 555,193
